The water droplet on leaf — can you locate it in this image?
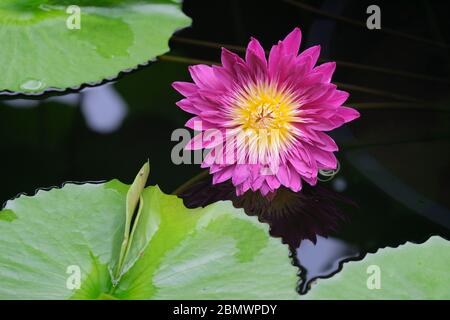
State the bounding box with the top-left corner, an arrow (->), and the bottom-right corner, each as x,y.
20,79 -> 45,92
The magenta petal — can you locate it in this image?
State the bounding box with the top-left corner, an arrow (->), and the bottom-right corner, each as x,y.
288,165 -> 302,192
266,175 -> 281,190
185,116 -> 217,130
185,134 -> 205,151
202,148 -> 218,167
302,174 -> 318,186
309,145 -> 337,169
176,99 -> 199,114
315,131 -> 339,152
298,83 -> 333,105
246,48 -> 267,78
337,106 -> 361,122
327,90 -> 350,106
235,185 -> 245,196
212,166 -> 234,184
276,164 -> 291,187
295,45 -> 321,69
200,110 -> 227,124
212,66 -> 233,89
268,29 -> 303,80
308,117 -> 340,131
221,47 -> 244,72
188,65 -> 225,90
241,180 -> 251,193
281,27 -> 302,55
288,154 -> 312,177
172,81 -> 198,97
246,37 -> 267,64
232,165 -> 250,186
259,182 -> 271,196
251,176 -> 265,191
313,62 -> 336,83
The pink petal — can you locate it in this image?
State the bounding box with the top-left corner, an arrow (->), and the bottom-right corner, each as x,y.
266,175 -> 281,190
245,49 -> 267,80
307,117 -> 340,131
221,48 -> 244,73
246,37 -> 267,65
185,116 -> 217,130
281,27 -> 302,55
295,45 -> 321,70
314,131 -> 339,152
276,164 -> 291,187
251,175 -> 265,191
172,81 -> 198,97
267,30 -> 301,78
232,165 -> 250,186
185,134 -> 205,151
212,166 -> 234,184
176,99 -> 199,114
287,164 -> 302,192
308,145 -> 337,169
302,174 -> 318,186
188,65 -> 224,90
259,181 -> 271,196
313,62 -> 336,83
327,90 -> 350,106
200,110 -> 227,124
336,106 -> 360,122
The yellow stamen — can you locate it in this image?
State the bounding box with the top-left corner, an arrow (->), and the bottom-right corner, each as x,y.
228,80 -> 301,158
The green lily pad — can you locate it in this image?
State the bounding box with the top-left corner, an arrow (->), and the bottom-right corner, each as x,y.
0,166 -> 299,299
0,0 -> 191,94
304,236 -> 450,299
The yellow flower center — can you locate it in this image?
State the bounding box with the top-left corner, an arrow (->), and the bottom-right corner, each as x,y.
228,81 -> 301,157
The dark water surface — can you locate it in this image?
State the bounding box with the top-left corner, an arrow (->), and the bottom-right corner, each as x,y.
1,0 -> 450,294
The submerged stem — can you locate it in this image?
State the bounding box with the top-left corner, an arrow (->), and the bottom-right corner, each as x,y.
171,36 -> 450,84
283,0 -> 450,49
172,170 -> 209,196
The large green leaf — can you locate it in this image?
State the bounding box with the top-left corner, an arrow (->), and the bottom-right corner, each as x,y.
0,180 -> 128,299
0,0 -> 191,94
0,169 -> 299,299
304,236 -> 450,299
112,186 -> 298,299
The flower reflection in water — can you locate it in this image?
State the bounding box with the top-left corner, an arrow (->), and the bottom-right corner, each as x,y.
178,173 -> 358,293
178,174 -> 355,248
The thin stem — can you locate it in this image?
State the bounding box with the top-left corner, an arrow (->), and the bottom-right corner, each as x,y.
159,54 -> 218,66
344,135 -> 450,151
172,170 -> 209,196
172,36 -> 245,53
348,102 -> 450,112
171,36 -> 450,84
334,82 -> 422,103
283,0 -> 450,49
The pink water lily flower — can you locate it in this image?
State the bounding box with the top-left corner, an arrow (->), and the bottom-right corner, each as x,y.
173,27 -> 360,196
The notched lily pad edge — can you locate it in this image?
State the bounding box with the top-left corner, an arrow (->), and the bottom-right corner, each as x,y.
0,176 -> 303,298
0,27 -> 190,99
0,180 -> 109,211
4,178 -> 448,297
302,233 -> 450,294
177,193 -> 304,294
202,192 -> 450,295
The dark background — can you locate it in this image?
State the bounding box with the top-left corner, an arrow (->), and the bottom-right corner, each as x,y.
1,0 -> 449,284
